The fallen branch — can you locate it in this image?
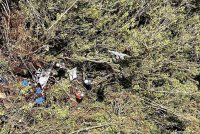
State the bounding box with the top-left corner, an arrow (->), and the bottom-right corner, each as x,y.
72,123 -> 111,134
62,56 -> 120,73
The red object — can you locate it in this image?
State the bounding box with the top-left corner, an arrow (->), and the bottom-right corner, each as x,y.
75,91 -> 83,100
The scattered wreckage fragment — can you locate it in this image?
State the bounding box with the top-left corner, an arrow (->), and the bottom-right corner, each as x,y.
75,90 -> 84,102
83,79 -> 92,90
108,50 -> 131,63
67,67 -> 77,81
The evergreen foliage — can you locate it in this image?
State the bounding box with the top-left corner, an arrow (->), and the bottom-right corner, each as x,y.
0,0 -> 200,133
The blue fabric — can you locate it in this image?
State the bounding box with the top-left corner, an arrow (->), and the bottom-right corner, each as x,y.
35,97 -> 45,104
21,80 -> 29,86
36,88 -> 42,94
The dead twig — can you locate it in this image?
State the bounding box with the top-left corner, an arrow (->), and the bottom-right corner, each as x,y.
26,0 -> 41,20
72,123 -> 111,134
46,0 -> 79,32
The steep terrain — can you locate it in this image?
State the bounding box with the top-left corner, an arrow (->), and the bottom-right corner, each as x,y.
0,0 -> 200,133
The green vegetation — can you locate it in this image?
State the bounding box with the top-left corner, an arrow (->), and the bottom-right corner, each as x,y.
0,0 -> 200,133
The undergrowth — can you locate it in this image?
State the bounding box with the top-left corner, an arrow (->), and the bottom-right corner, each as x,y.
0,0 -> 200,133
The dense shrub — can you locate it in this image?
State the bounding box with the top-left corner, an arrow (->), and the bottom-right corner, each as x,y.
0,0 -> 199,133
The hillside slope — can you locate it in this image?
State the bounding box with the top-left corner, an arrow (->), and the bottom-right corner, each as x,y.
0,0 -> 200,133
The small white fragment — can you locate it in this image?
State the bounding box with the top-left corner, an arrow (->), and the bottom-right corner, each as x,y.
60,62 -> 65,69
44,45 -> 49,51
56,62 -> 65,69
67,67 -> 77,81
37,69 -> 51,88
35,68 -> 42,77
56,63 -> 60,67
51,69 -> 58,76
84,79 -> 92,85
80,93 -> 84,98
